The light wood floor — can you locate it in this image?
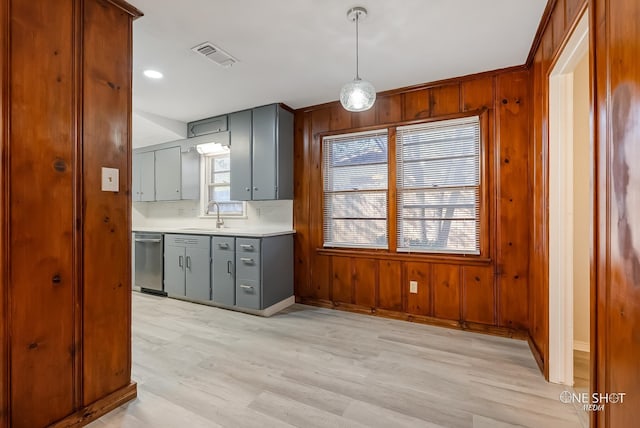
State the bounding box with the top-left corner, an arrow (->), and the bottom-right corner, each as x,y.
90,293 -> 582,428
572,350 -> 590,428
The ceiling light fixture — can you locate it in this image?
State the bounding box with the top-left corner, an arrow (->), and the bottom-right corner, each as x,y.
143,69 -> 163,79
340,6 -> 376,112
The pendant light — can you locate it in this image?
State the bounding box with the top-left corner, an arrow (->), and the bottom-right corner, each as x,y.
340,6 -> 376,112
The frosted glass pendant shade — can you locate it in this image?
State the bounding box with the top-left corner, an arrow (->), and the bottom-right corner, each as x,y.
340,78 -> 376,112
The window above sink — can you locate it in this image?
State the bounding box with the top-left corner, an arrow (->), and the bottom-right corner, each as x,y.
200,152 -> 246,218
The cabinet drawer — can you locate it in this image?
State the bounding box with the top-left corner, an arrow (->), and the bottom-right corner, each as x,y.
213,236 -> 235,253
236,279 -> 261,309
236,238 -> 260,254
236,253 -> 260,280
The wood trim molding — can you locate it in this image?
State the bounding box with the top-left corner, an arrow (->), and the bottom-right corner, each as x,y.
299,66 -> 527,113
527,333 -> 545,374
297,297 -> 529,339
0,0 -> 8,424
316,248 -> 493,266
526,0 -> 558,67
48,382 -> 137,428
103,0 -> 143,19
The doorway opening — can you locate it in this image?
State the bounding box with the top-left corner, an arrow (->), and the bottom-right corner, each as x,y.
548,9 -> 591,391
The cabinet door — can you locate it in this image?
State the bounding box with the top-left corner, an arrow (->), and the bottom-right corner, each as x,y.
186,246 -> 211,300
180,148 -> 200,200
155,146 -> 181,201
164,245 -> 186,296
213,249 -> 235,306
132,153 -> 142,202
251,104 -> 277,200
229,109 -> 253,201
135,151 -> 155,202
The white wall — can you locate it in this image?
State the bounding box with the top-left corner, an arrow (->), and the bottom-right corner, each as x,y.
572,53 -> 591,349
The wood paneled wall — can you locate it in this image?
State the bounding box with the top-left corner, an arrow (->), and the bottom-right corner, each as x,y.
529,0 -> 640,425
294,67 -> 531,336
528,0 -> 590,381
0,0 -> 141,426
591,0 -> 640,426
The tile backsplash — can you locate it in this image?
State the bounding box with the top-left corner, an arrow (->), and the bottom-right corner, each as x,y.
133,199 -> 293,230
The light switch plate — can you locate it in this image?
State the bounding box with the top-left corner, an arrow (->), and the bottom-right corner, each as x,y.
101,167 -> 119,192
409,281 -> 418,294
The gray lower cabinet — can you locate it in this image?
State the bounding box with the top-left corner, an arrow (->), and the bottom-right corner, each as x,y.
235,235 -> 293,310
164,234 -> 211,300
212,236 -> 235,306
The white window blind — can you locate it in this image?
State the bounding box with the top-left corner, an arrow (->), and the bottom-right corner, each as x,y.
396,116 -> 480,254
204,153 -> 245,216
323,130 -> 389,249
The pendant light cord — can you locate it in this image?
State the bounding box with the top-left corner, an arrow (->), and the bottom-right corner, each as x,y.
355,12 -> 360,80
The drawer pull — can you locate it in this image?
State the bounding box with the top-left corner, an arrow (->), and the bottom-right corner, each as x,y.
240,284 -> 253,290
218,243 -> 229,248
240,257 -> 254,263
240,244 -> 254,250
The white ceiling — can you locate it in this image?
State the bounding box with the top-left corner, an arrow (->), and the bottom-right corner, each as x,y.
129,0 -> 546,145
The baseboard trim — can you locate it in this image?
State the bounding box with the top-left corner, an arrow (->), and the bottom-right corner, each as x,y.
296,297 -> 528,340
528,334 -> 546,377
573,340 -> 590,352
48,382 -> 137,428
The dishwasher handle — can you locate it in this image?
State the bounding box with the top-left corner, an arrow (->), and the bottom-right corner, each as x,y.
135,238 -> 162,243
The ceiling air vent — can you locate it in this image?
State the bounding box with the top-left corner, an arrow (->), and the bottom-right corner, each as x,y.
191,42 -> 237,68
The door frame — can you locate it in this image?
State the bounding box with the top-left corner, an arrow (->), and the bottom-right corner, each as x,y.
547,11 -> 590,385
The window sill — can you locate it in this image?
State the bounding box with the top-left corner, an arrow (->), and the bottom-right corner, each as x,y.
316,247 -> 492,265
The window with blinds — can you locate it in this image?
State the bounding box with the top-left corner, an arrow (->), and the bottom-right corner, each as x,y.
323,130 -> 389,249
396,116 -> 480,254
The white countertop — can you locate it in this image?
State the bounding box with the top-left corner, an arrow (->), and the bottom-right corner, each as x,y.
133,226 -> 295,238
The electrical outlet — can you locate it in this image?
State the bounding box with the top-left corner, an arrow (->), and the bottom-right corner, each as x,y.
409,280 -> 418,294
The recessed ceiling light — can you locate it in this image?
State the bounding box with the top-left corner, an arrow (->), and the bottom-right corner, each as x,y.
143,69 -> 163,79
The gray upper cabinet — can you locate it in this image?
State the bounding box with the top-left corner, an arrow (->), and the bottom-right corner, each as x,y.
188,114 -> 227,137
133,151 -> 155,202
134,142 -> 200,202
229,110 -> 253,201
229,104 -> 293,201
180,147 -> 200,200
154,146 -> 182,201
252,105 -> 278,200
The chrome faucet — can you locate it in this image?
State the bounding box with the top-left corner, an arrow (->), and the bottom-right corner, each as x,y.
207,201 -> 225,228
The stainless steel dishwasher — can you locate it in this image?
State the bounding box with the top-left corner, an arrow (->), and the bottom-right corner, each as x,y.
134,232 -> 166,296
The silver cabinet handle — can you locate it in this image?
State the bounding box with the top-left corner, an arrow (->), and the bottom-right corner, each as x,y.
240,284 -> 253,290
186,256 -> 191,269
253,187 -> 258,191
178,255 -> 184,268
240,244 -> 253,250
135,238 -> 162,243
218,243 -> 229,249
245,187 -> 250,192
227,260 -> 232,274
240,257 -> 254,263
